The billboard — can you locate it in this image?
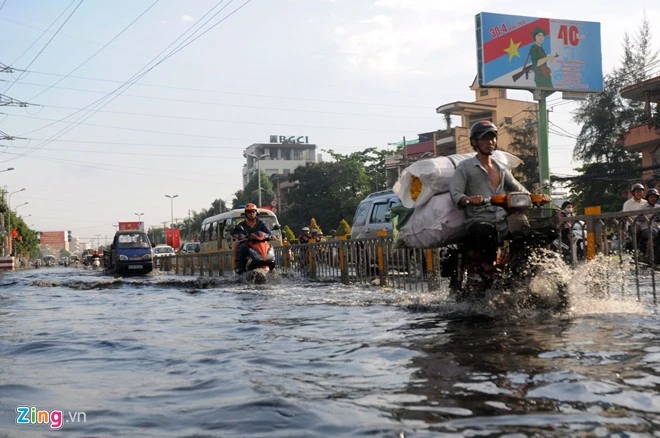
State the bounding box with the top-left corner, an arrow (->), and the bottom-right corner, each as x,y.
40,231 -> 65,245
476,12 -> 603,92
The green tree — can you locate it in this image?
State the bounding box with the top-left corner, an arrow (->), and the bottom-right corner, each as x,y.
282,225 -> 295,243
568,18 -> 658,212
336,219 -> 352,237
280,160 -> 370,232
324,146 -> 394,192
309,217 -> 322,234
502,115 -> 540,188
232,170 -> 275,208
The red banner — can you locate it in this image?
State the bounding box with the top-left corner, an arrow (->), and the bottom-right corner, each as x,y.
166,228 -> 180,249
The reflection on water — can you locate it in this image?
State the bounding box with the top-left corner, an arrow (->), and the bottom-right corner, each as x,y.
0,264 -> 658,437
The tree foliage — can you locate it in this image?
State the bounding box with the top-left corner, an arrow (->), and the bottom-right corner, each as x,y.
501,115 -> 540,188
232,170 -> 275,209
568,17 -> 658,212
336,219 -> 352,237
324,147 -> 393,192
279,160 -> 371,232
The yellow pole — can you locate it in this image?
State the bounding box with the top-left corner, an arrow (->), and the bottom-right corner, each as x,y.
584,206 -> 601,260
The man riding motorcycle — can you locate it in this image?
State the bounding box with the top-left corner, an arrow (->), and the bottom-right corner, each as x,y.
234,203 -> 272,274
449,120 -> 549,277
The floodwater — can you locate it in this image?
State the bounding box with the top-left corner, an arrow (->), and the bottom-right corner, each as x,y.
0,259 -> 658,437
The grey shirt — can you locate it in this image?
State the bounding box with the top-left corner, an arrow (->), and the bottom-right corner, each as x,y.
450,155 -> 528,231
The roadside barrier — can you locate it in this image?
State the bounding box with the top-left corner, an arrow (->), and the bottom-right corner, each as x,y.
165,237 -> 442,293
158,210 -> 660,300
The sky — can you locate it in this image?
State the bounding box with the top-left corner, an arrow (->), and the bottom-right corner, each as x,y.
0,0 -> 658,247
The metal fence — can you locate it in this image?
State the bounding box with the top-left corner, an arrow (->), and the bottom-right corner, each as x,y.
157,209 -> 660,299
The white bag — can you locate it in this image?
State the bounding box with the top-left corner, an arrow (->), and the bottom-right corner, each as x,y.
393,151 -> 523,209
398,192 -> 467,248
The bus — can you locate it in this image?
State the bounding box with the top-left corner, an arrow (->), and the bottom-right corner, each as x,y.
200,208 -> 283,253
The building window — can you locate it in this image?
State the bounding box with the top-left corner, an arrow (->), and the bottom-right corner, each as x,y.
499,89 -> 506,98
281,148 -> 291,160
504,117 -> 513,124
293,149 -> 302,160
480,89 -> 489,96
283,169 -> 290,175
469,112 -> 493,125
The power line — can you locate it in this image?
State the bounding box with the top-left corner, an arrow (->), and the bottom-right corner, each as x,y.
12,71 -> 434,109
21,91 -> 438,121
14,106 -> 422,135
10,0 -> 254,161
5,0 -> 77,68
29,0 -> 161,101
3,0 -> 84,94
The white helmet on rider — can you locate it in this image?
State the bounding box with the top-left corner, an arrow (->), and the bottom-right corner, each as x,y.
631,183 -> 645,193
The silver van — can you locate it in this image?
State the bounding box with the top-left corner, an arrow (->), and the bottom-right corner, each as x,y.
351,189 -> 401,240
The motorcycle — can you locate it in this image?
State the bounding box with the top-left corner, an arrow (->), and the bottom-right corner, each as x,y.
91,255 -> 101,269
237,231 -> 276,284
553,219 -> 586,264
441,192 -> 569,312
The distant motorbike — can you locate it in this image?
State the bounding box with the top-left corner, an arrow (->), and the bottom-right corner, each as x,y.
553,220 -> 586,264
441,192 -> 569,312
238,231 -> 276,284
91,255 -> 101,269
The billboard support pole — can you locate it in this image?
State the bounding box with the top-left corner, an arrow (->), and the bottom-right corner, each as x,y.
534,90 -> 554,195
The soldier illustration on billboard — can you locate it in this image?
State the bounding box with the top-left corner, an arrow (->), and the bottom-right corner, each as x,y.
512,26 -> 558,88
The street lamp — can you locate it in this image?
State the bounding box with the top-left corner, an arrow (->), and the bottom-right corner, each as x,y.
165,195 -> 178,227
0,167 -> 14,173
134,212 -> 144,224
14,201 -> 28,211
247,152 -> 270,207
5,187 -> 26,256
95,234 -> 101,249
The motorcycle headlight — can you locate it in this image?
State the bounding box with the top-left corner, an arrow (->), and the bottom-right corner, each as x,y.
508,192 -> 531,208
119,254 -> 128,261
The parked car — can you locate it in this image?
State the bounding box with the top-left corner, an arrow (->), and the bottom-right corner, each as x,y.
179,242 -> 201,254
153,244 -> 176,259
351,189 -> 401,240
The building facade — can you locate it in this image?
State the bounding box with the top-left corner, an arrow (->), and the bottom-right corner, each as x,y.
386,79 -> 539,181
620,75 -> 660,186
242,137 -> 317,188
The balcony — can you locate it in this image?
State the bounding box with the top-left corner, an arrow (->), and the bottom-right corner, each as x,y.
622,123 -> 660,151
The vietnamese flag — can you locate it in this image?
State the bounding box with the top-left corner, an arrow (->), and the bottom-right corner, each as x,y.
483,18 -> 550,64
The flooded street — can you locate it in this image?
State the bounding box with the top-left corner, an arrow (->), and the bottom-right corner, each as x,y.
1,264 -> 658,437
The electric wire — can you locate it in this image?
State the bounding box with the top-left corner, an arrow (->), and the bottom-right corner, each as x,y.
29,0 -> 161,101
12,70 -> 436,109
10,0 -> 253,161
4,0 -> 77,69
3,0 -> 84,95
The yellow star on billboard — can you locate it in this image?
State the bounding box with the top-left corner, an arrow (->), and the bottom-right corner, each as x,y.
503,38 -> 521,61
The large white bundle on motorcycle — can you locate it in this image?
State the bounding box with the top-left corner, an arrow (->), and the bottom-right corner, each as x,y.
393,151 -> 523,209
398,192 -> 467,248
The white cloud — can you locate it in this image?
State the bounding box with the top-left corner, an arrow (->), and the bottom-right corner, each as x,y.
358,15 -> 392,27
334,12 -> 472,76
335,27 -> 347,35
180,15 -> 194,22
